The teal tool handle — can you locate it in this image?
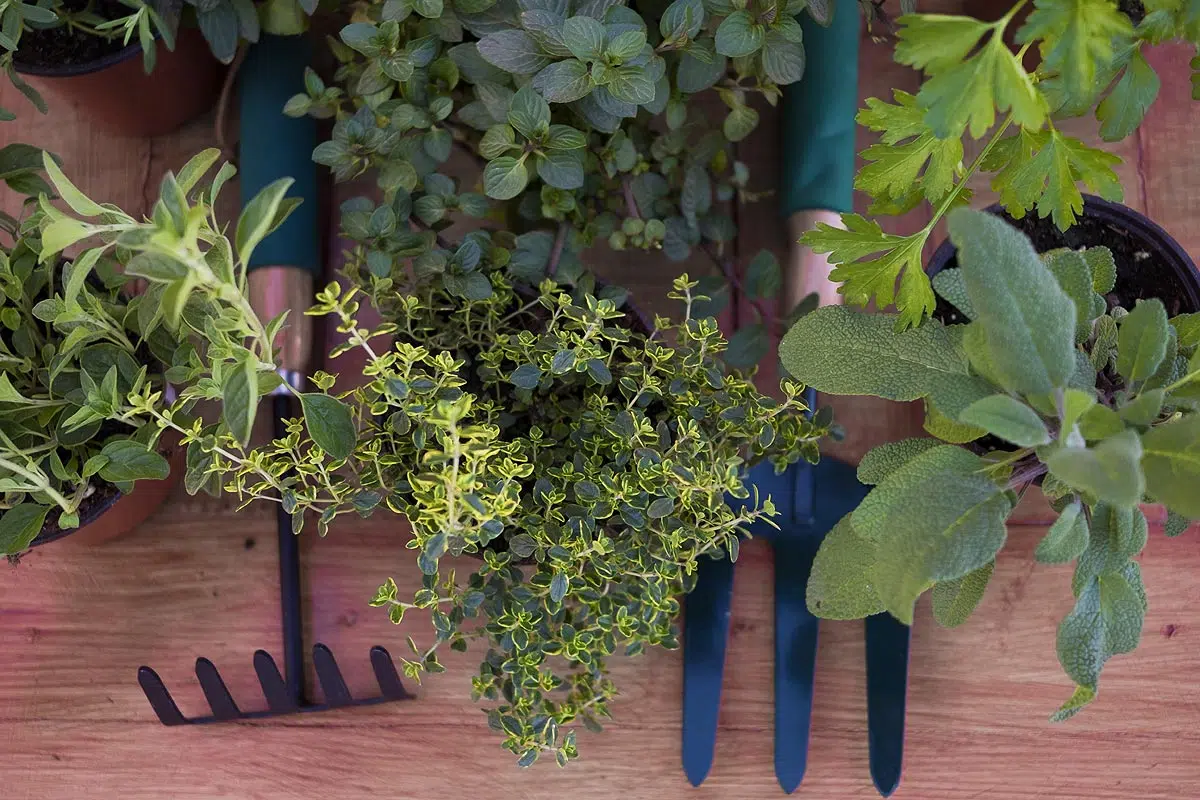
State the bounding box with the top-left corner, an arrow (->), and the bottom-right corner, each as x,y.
779,5 -> 861,216
239,34 -> 320,278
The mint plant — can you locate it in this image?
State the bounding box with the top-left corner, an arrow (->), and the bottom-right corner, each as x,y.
281,0 -> 836,367
783,207 -> 1200,720
0,145 -> 292,555
803,0 -> 1199,328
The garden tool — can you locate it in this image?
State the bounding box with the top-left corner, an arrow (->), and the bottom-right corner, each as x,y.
137,34 -> 412,724
682,445 -> 910,795
682,3 -> 911,793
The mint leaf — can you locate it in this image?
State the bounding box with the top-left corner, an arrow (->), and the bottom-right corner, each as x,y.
948,208 -> 1076,395
478,29 -> 552,74
715,10 -> 763,58
959,394 -> 1051,447
1045,430 -> 1145,508
761,33 -> 805,84
532,59 -> 593,102
743,250 -> 780,300
931,561 -> 994,628
483,156 -> 530,199
563,15 -> 605,61
606,66 -> 656,105
508,85 -> 551,138
537,149 -> 585,190
724,323 -> 769,369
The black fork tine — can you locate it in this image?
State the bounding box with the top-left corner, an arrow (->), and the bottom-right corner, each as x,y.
312,644 -> 353,707
195,658 -> 241,720
253,650 -> 299,714
137,666 -> 189,725
370,646 -> 410,700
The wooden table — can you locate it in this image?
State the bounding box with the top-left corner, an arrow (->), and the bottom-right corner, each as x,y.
5,22 -> 1200,800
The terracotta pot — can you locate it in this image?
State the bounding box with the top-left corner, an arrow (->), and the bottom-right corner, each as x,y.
15,27 -> 225,138
28,431 -> 185,550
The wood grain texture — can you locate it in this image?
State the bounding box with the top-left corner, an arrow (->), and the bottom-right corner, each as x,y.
5,16 -> 1200,800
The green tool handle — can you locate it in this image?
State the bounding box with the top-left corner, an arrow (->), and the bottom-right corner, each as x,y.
779,4 -> 861,218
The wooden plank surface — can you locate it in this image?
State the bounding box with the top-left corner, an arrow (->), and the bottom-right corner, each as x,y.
5,18 -> 1200,800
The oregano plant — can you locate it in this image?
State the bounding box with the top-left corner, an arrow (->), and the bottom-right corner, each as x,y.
783,207 -> 1200,720
803,0 -> 1200,328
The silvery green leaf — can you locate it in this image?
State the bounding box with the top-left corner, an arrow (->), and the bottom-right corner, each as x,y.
1045,430 -> 1145,508
1056,567 -> 1145,692
959,394 -> 1051,447
931,268 -> 975,320
807,515 -> 885,619
1035,500 -> 1089,564
1141,415 -> 1200,517
857,438 -> 942,485
947,208 -> 1076,395
1117,298 -> 1169,383
931,561 -> 993,628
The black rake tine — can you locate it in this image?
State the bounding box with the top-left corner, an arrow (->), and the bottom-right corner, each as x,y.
137,666 -> 189,725
312,644 -> 353,707
254,649 -> 300,713
370,646 -> 411,700
195,658 -> 241,720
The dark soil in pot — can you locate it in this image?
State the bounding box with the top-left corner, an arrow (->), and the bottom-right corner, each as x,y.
13,0 -> 134,70
926,196 -> 1200,457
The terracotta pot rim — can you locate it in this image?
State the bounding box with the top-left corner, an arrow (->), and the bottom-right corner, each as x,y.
14,38 -> 144,78
27,487 -> 122,549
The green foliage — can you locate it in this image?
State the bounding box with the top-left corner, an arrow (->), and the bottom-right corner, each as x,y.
283,0 -> 830,325
803,0 -> 1195,327
785,208 -> 1200,720
0,0 -> 317,120
0,146 -> 290,556
183,265 -> 828,765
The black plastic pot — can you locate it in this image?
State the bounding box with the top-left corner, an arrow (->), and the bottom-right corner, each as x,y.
927,195 -> 1200,319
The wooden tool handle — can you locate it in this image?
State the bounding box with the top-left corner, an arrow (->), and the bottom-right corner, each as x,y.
249,265 -> 314,380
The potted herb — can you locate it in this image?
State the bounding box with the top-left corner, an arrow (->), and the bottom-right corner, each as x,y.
3,0 -> 318,135
801,1 -> 1198,328
2,145 -> 294,557
30,0 -> 844,762
784,204 -> 1200,720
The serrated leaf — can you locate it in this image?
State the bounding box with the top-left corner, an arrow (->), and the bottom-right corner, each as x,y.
1016,0 -> 1134,108
508,85 -> 551,138
806,515 -> 885,619
743,250 -> 780,299
478,29 -> 552,74
761,34 -> 805,84
948,208 -> 1076,394
722,103 -> 758,141
537,149 -> 585,189
1097,45 -> 1160,142
1036,500 -> 1089,564
932,561 -> 994,628
802,216 -> 934,328
606,66 -> 656,105
1045,430 -> 1145,508
899,15 -> 1046,139
960,394 -> 1051,447
857,92 -> 966,207
563,14 -> 605,60
857,438 -> 943,485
